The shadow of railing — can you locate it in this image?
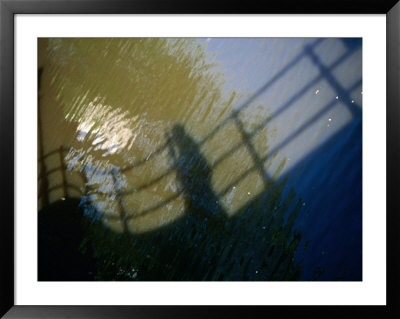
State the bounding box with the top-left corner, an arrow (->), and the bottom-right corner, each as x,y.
38,146 -> 87,207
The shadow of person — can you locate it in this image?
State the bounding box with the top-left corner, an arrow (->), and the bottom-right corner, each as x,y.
165,124 -> 230,279
168,124 -> 226,224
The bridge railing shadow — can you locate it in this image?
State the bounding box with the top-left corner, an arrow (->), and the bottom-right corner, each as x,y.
38,145 -> 87,208
38,38 -> 362,234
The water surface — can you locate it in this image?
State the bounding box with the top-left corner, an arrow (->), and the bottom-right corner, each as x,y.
38,38 -> 362,281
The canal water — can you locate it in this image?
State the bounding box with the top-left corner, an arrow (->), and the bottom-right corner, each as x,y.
38,38 -> 362,281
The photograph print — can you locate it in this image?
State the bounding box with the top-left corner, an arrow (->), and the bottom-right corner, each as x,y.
37,37 -> 362,281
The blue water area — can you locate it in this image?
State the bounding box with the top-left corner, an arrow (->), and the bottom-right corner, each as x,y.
290,116 -> 362,280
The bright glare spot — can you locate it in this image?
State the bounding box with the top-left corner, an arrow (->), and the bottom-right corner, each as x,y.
335,96 -> 339,100
74,98 -> 137,156
315,89 -> 319,94
328,118 -> 332,122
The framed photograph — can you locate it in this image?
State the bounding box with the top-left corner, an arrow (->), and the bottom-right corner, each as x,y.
1,0 -> 399,318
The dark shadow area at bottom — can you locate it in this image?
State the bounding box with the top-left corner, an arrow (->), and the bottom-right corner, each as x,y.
38,179 -> 303,282
38,199 -> 97,281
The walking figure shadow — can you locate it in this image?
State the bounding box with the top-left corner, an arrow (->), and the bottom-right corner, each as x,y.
165,124 -> 230,279
168,124 -> 226,227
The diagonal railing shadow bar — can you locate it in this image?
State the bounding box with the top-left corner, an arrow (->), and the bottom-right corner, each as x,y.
196,38 -> 324,148
263,80 -> 361,162
38,162 -> 88,183
38,184 -> 83,199
111,168 -> 128,232
102,134 -> 183,220
216,164 -> 259,198
38,146 -> 69,162
38,166 -> 63,180
82,165 -> 112,179
38,143 -> 88,208
251,45 -> 361,131
216,78 -> 361,198
235,99 -> 357,196
210,45 -> 360,171
304,44 -> 362,118
90,164 -> 178,198
233,114 -> 272,186
120,167 -> 176,194
121,141 -> 170,172
104,190 -> 185,221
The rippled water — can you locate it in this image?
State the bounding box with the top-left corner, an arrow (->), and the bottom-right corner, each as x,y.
38,38 -> 362,281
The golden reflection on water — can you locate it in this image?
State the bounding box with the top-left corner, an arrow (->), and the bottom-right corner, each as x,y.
38,38 -> 281,233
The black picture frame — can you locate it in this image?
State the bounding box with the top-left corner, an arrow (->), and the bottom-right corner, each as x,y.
1,1 -> 399,318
